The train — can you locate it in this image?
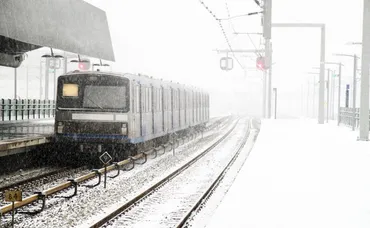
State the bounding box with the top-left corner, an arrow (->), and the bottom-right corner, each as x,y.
54,71 -> 210,160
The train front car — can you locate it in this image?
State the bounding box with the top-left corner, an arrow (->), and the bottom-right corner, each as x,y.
55,71 -> 130,159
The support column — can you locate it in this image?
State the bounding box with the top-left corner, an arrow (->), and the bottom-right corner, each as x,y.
359,0 -> 370,140
337,64 -> 342,125
352,55 -> 357,131
318,25 -> 326,124
14,68 -> 17,99
44,58 -> 50,101
262,71 -> 267,118
267,41 -> 272,118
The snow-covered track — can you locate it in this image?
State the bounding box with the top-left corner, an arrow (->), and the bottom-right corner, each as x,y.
89,118 -> 249,228
0,116 -> 232,218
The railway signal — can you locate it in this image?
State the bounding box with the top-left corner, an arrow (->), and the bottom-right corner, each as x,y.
256,56 -> 265,70
100,152 -> 113,189
78,59 -> 91,70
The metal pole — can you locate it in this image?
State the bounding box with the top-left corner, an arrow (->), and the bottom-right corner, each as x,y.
11,201 -> 14,228
44,58 -> 50,101
104,164 -> 107,188
14,68 -> 17,99
306,79 -> 310,118
352,55 -> 357,131
313,76 -> 316,118
331,70 -> 335,120
63,51 -> 67,74
26,66 -> 29,100
262,71 -> 267,118
53,58 -> 57,101
319,25 -> 326,124
359,0 -> 370,141
337,64 -> 342,125
274,88 -> 277,119
39,60 -> 43,100
326,69 -> 330,123
267,41 -> 272,118
307,79 -> 310,117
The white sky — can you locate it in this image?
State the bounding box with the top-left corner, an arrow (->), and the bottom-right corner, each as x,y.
0,0 -> 365,118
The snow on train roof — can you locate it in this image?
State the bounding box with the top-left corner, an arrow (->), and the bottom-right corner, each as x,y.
63,70 -> 207,93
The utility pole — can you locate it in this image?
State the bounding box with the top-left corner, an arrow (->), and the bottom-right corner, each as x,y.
273,88 -> 277,119
326,69 -> 330,123
352,55 -> 357,130
359,0 -> 370,141
337,63 -> 342,125
263,0 -> 272,118
325,62 -> 343,126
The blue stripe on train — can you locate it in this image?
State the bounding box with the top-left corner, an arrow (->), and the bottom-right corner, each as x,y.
58,133 -> 146,143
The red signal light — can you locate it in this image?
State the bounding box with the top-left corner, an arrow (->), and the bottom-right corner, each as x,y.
256,56 -> 265,70
77,59 -> 91,70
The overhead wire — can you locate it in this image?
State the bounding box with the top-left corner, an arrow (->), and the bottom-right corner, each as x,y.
198,0 -> 244,70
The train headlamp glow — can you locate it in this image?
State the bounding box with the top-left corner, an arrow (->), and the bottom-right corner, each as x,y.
57,122 -> 64,133
121,123 -> 128,135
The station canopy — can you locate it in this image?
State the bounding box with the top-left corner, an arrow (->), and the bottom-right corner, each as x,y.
0,0 -> 115,68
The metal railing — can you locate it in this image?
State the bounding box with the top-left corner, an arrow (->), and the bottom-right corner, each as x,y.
0,99 -> 55,122
339,107 -> 363,129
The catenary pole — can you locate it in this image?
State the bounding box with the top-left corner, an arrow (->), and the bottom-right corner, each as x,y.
359,0 -> 370,140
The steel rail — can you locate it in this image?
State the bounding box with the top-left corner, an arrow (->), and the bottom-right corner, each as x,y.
89,118 -> 240,228
176,119 -> 252,227
0,117 -> 231,216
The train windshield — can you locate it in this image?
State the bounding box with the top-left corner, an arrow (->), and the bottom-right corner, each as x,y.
83,85 -> 126,109
57,74 -> 129,112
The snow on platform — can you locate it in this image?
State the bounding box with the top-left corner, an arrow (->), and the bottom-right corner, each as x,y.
206,119 -> 370,228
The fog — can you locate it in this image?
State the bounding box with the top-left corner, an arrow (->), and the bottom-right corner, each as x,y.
0,0 -> 364,118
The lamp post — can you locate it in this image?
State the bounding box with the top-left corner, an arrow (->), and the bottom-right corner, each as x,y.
333,53 -> 360,131
41,51 -> 65,101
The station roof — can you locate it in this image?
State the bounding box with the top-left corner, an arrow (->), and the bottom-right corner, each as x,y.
0,0 -> 115,68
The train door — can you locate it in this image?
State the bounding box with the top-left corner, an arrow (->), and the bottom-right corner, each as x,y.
161,86 -> 165,133
170,88 -> 175,130
151,85 -> 155,135
139,83 -> 143,137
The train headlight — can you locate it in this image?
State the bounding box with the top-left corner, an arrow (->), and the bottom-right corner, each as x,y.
121,123 -> 128,135
57,122 -> 64,134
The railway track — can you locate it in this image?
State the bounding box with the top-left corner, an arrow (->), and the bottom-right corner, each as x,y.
0,167 -> 88,207
88,117 -> 251,228
0,116 -> 234,227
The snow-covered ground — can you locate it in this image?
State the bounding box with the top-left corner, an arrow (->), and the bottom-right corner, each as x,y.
5,117 -> 233,228
205,119 -> 370,228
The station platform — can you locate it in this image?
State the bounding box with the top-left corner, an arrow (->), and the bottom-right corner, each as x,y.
0,119 -> 54,156
206,119 -> 370,228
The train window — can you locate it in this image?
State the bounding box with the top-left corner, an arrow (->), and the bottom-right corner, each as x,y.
62,84 -> 79,97
149,87 -> 152,112
159,89 -> 163,111
153,88 -> 157,112
136,85 -> 140,113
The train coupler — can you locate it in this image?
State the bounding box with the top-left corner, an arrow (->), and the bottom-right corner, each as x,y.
108,162 -> 120,178
83,169 -> 101,188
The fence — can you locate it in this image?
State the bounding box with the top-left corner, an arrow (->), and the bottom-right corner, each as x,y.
0,99 -> 55,121
339,107 -> 366,129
